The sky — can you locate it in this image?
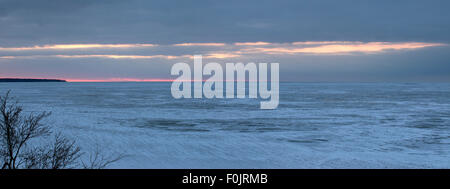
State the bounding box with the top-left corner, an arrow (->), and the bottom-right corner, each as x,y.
0,0 -> 449,82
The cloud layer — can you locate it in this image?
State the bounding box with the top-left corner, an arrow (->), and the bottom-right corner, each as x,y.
1,0 -> 450,46
0,0 -> 449,82
0,41 -> 444,60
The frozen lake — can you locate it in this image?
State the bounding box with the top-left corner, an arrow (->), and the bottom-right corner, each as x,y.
1,82 -> 449,168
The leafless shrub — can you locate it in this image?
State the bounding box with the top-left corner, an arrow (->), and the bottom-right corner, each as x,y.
0,91 -> 52,169
82,145 -> 126,169
21,133 -> 82,169
0,91 -> 122,169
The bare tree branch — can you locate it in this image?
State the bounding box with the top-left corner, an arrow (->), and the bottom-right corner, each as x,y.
0,90 -> 51,169
82,144 -> 126,169
1,91 -> 123,169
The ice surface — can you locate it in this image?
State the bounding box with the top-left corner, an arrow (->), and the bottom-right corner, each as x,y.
0,82 -> 449,168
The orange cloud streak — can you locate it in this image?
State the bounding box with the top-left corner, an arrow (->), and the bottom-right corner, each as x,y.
234,42 -> 272,46
0,42 -> 445,60
0,54 -> 189,60
173,43 -> 226,47
0,44 -> 157,51
203,53 -> 240,59
243,42 -> 445,55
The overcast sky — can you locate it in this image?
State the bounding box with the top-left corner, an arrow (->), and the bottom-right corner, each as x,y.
0,0 -> 449,82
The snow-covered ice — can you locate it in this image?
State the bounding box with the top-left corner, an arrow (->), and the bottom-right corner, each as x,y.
1,82 -> 449,168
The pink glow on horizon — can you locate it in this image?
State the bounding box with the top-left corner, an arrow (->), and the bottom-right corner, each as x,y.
1,76 -> 261,82
66,78 -> 262,82
65,78 -> 177,82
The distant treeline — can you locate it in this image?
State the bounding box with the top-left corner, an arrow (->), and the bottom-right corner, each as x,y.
0,78 -> 66,82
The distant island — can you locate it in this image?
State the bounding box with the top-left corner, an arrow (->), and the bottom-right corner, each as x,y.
0,78 -> 67,82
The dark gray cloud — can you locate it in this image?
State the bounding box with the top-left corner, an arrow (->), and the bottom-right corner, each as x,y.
1,0 -> 450,46
0,0 -> 449,82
